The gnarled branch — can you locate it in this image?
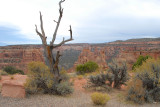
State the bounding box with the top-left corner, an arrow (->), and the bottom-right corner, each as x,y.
39,12 -> 46,37
53,25 -> 73,48
35,12 -> 47,45
51,0 -> 65,45
35,25 -> 43,38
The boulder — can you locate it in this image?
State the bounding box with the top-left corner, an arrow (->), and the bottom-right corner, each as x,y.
0,75 -> 27,98
1,80 -> 25,98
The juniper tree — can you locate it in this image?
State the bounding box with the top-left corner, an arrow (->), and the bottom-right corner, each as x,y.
35,0 -> 73,82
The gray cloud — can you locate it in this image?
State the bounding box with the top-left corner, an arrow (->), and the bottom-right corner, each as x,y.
0,0 -> 160,45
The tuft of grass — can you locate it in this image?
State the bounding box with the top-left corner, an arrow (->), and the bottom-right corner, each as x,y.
91,92 -> 110,105
10,76 -> 14,80
77,75 -> 83,80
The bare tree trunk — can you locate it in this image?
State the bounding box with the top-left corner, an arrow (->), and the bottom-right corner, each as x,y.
35,0 -> 73,80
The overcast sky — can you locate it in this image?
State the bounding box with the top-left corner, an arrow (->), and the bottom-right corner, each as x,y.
0,0 -> 160,45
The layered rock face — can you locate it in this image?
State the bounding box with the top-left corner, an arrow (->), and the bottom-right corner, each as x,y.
73,40 -> 160,71
74,47 -> 107,70
0,38 -> 160,73
0,45 -> 44,73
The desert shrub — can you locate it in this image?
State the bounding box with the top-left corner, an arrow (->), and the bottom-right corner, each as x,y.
25,78 -> 38,94
89,74 -> 107,87
3,66 -> 24,75
59,68 -> 70,81
55,81 -> 73,95
91,92 -> 110,105
126,79 -> 145,104
76,61 -> 98,75
0,70 -> 8,75
108,61 -> 129,88
132,55 -> 151,70
25,61 -> 73,95
15,69 -> 24,75
76,64 -> 86,74
87,73 -> 111,92
85,61 -> 99,72
77,75 -> 83,80
126,58 -> 160,103
25,62 -> 52,94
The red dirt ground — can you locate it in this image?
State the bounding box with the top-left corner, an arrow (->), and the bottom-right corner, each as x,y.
72,78 -> 87,91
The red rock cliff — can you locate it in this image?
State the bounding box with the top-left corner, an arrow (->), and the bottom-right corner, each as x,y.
0,38 -> 160,73
0,45 -> 44,73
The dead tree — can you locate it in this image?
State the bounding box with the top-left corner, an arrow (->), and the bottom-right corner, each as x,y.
35,0 -> 73,80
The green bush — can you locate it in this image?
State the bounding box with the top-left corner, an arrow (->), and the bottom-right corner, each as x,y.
76,61 -> 98,75
91,92 -> 110,105
108,61 -> 129,88
3,66 -> 24,75
126,58 -> 160,104
15,69 -> 24,75
132,55 -> 151,70
25,61 -> 73,95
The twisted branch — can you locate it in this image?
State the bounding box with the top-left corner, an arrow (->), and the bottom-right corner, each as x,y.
51,0 -> 65,45
53,25 -> 73,48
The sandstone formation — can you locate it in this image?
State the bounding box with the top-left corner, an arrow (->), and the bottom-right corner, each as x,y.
73,39 -> 160,71
74,47 -> 108,70
0,74 -> 27,98
0,38 -> 160,73
0,45 -> 44,73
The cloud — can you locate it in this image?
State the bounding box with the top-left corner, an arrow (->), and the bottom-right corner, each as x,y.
0,26 -> 41,45
0,0 -> 160,45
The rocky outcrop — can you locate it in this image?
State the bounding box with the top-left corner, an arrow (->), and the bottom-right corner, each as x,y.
0,74 -> 27,98
74,47 -> 108,70
0,38 -> 160,73
73,40 -> 160,71
1,80 -> 25,98
0,45 -> 44,73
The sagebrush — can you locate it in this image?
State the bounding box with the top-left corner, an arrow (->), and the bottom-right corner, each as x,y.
108,61 -> 129,88
126,58 -> 160,104
25,62 -> 73,95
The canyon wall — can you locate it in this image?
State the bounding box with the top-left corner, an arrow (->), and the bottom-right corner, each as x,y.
72,40 -> 160,71
0,45 -> 44,73
0,38 -> 160,73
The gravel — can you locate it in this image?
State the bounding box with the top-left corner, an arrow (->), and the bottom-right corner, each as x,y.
1,90 -> 160,107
